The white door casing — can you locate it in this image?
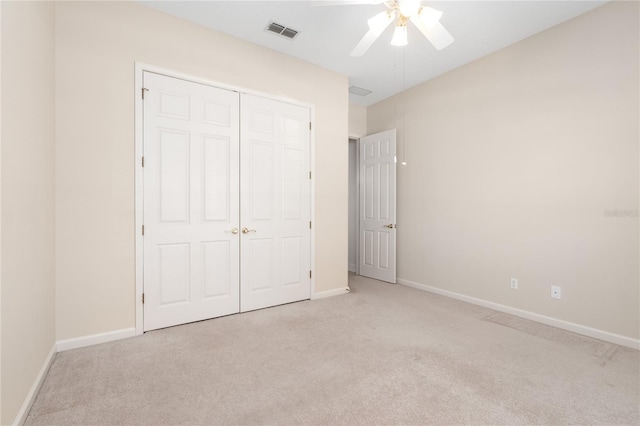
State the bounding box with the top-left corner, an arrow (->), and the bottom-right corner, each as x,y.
143,72 -> 240,331
359,129 -> 397,283
240,94 -> 312,311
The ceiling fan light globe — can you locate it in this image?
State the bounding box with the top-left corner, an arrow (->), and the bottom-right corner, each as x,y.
368,10 -> 394,35
417,6 -> 443,30
398,0 -> 421,18
390,25 -> 408,46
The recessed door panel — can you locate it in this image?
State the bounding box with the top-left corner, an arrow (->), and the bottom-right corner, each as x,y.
378,232 -> 390,270
250,110 -> 274,133
380,140 -> 390,156
284,117 -> 304,148
364,164 -> 375,220
203,135 -> 230,222
158,243 -> 190,305
203,241 -> 231,298
158,91 -> 190,120
203,101 -> 230,127
282,149 -> 302,220
251,142 -> 274,221
363,230 -> 374,267
159,130 -> 189,223
250,238 -> 274,291
380,162 -> 390,220
282,237 -> 302,286
364,141 -> 375,160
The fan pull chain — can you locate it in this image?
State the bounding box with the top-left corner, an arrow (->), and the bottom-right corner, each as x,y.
401,46 -> 407,166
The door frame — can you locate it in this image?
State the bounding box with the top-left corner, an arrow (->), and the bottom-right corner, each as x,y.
134,63 -> 316,336
349,137 -> 361,276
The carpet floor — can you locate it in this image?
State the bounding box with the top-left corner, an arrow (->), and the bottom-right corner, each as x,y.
26,274 -> 640,425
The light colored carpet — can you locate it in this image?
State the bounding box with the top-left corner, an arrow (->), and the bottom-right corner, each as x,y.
26,275 -> 640,425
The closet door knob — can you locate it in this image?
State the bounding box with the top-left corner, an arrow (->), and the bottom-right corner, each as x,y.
242,228 -> 256,234
230,228 -> 239,235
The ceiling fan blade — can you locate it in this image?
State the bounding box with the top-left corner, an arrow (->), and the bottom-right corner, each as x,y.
410,17 -> 454,50
350,30 -> 381,57
424,22 -> 454,50
350,9 -> 394,56
416,6 -> 443,31
310,0 -> 385,6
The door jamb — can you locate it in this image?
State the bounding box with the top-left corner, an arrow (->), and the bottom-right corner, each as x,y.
134,64 -> 144,336
134,62 -> 316,336
351,137 -> 360,276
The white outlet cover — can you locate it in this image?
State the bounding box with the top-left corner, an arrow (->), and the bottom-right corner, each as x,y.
510,278 -> 518,289
551,286 -> 562,299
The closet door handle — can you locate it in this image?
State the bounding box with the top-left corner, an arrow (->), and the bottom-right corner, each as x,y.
242,228 -> 256,234
230,228 -> 239,235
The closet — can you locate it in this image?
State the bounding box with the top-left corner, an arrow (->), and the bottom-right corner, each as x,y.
141,72 -> 311,331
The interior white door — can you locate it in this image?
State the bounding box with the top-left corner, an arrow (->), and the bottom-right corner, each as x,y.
359,129 -> 397,283
143,72 -> 240,331
240,94 -> 311,312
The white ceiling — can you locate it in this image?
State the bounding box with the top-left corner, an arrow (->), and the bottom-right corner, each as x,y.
139,0 -> 608,106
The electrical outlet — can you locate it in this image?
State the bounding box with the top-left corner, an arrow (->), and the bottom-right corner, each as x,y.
551,286 -> 562,299
510,278 -> 518,289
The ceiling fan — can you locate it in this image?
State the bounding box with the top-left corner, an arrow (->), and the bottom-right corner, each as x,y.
313,0 -> 454,56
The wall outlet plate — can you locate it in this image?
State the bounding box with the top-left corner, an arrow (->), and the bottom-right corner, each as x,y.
510,278 -> 518,289
551,286 -> 562,299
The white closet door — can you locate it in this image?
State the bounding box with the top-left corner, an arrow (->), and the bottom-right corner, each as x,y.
143,72 -> 240,331
359,129 -> 397,283
240,94 -> 311,312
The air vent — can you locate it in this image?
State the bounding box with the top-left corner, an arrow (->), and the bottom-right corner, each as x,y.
266,21 -> 299,40
349,86 -> 373,97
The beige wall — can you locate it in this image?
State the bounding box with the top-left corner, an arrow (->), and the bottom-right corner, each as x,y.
1,1 -> 56,423
55,1 -> 348,340
349,103 -> 368,138
368,1 -> 639,339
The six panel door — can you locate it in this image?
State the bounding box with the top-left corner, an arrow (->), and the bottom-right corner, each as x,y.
143,72 -> 241,331
240,94 -> 312,312
359,129 -> 397,283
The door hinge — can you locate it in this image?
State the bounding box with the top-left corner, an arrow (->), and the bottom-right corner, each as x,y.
142,293 -> 145,304
141,156 -> 144,167
309,171 -> 312,180
309,122 -> 312,131
141,88 -> 149,99
142,225 -> 144,236
309,270 -> 312,278
309,221 -> 312,229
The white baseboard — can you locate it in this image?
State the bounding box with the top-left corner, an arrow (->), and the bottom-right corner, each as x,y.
13,344 -> 56,426
57,327 -> 136,352
397,278 -> 640,350
311,287 -> 350,300
348,263 -> 356,273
